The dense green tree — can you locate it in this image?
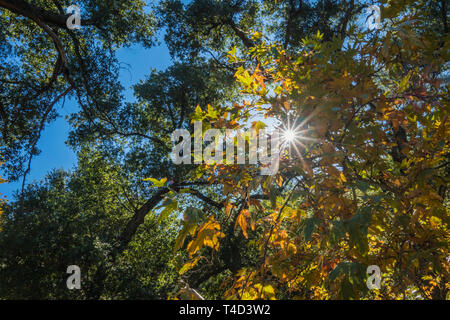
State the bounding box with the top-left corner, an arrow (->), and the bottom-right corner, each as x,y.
0,0 -> 156,182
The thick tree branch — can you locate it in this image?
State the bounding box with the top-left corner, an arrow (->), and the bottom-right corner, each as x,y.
117,181 -> 221,252
19,86 -> 73,206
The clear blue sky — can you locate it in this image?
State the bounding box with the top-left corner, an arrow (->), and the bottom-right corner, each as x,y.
2,40 -> 172,200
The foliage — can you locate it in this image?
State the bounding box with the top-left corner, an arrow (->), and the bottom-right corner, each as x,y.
166,1 -> 449,300
0,161 -> 6,230
0,0 -> 156,181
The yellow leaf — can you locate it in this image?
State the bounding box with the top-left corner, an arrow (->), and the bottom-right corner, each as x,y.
235,212 -> 248,238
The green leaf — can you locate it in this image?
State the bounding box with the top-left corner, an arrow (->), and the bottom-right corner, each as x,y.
344,208 -> 371,254
207,104 -> 217,119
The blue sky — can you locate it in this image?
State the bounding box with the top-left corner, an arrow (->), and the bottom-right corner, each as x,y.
2,40 -> 172,200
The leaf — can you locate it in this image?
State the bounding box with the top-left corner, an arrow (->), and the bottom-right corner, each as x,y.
341,278 -> 354,300
399,70 -> 412,91
186,217 -> 225,257
329,262 -> 351,282
183,206 -> 202,223
236,68 -> 252,87
173,220 -> 197,253
356,180 -> 370,193
252,120 -> 267,133
268,184 -> 278,209
262,285 -> 276,299
225,202 -> 234,216
330,220 -> 346,245
179,257 -> 200,275
344,208 -> 371,254
207,104 -> 217,119
158,198 -> 178,222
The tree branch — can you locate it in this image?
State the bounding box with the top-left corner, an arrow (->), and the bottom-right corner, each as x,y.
0,0 -> 94,29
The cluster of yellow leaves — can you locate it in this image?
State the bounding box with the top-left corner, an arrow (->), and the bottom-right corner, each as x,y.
0,161 -> 7,231
224,268 -> 276,300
